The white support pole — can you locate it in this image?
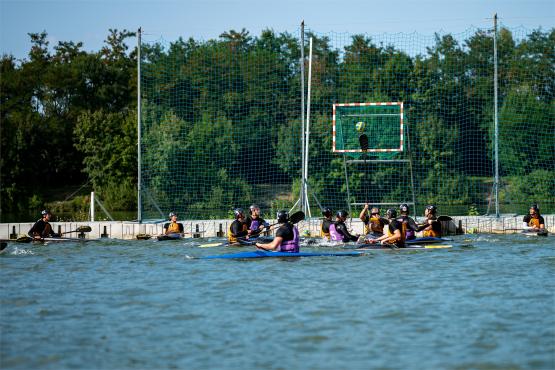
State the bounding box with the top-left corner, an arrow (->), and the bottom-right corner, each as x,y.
137,27 -> 143,223
299,21 -> 306,214
304,37 -> 313,218
493,14 -> 499,218
90,191 -> 95,222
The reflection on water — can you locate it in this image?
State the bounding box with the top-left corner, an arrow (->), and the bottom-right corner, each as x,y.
1,234 -> 554,370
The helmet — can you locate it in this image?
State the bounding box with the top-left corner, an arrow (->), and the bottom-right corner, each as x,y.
249,204 -> 259,212
370,207 -> 380,215
233,208 -> 244,218
41,210 -> 51,216
336,210 -> 349,219
425,205 -> 437,214
530,204 -> 539,213
168,212 -> 177,218
322,207 -> 332,217
277,210 -> 289,223
386,209 -> 397,219
399,204 -> 409,214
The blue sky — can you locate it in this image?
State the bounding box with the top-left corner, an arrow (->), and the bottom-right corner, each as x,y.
1,0 -> 553,60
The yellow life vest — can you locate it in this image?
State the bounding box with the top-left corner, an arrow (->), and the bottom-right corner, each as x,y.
528,216 -> 541,228
166,222 -> 181,234
423,228 -> 440,237
228,222 -> 247,243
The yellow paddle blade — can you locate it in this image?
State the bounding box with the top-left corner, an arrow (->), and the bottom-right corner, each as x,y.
424,244 -> 452,249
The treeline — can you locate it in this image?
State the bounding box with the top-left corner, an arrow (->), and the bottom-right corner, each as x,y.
1,27 -> 554,221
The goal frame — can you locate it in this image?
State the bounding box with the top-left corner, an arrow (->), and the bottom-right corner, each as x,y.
332,102 -> 404,153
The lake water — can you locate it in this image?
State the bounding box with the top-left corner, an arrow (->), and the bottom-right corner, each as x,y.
1,234 -> 554,370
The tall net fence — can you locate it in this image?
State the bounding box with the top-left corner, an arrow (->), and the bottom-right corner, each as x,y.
140,25 -> 554,220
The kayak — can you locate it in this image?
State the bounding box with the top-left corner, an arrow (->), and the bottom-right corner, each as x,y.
0,237 -> 92,244
199,250 -> 363,259
521,230 -> 549,237
157,233 -> 183,241
406,237 -> 452,244
355,244 -> 453,250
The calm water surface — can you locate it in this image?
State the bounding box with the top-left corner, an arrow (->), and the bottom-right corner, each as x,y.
1,234 -> 554,370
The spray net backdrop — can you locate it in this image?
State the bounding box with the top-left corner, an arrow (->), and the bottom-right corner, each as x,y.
139,25 -> 554,220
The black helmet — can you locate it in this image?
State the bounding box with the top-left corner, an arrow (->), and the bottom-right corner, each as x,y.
336,210 -> 349,219
386,209 -> 397,219
322,207 -> 332,217
277,210 -> 289,223
41,210 -> 51,216
249,204 -> 259,212
399,204 -> 409,214
168,212 -> 177,219
370,207 -> 380,215
530,204 -> 540,213
425,205 -> 437,214
233,208 -> 244,218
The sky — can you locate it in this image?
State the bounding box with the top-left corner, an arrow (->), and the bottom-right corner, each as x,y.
0,0 -> 553,60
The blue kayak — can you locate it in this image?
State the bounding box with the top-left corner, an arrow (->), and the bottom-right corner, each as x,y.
406,237 -> 451,244
201,250 -> 362,259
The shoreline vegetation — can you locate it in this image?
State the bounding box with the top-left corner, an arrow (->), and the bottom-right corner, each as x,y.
1,28 -> 554,222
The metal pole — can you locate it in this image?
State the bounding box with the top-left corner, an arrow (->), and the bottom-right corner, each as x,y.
137,27 -> 142,223
90,191 -> 95,222
304,37 -> 313,217
299,21 -> 306,214
493,14 -> 499,217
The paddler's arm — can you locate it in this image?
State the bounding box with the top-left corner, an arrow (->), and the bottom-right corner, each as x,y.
380,229 -> 401,245
256,237 -> 283,251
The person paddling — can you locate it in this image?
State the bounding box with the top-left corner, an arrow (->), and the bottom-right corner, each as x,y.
228,208 -> 249,244
255,210 -> 300,253
329,210 -> 359,243
320,207 -> 333,240
522,204 -> 546,232
28,210 -> 60,239
163,212 -> 184,235
246,204 -> 269,238
368,209 -> 405,247
418,205 -> 442,237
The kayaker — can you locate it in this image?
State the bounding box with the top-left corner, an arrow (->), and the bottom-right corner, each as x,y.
28,210 -> 60,239
396,204 -> 419,240
359,204 -> 388,237
522,204 -> 546,231
329,210 -> 359,243
368,209 -> 406,247
163,212 -> 184,235
256,210 -> 300,252
418,205 -> 442,237
246,204 -> 269,237
228,208 -> 249,244
320,207 -> 333,240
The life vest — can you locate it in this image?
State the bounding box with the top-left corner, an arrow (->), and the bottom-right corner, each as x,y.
320,219 -> 331,239
329,223 -> 344,242
250,218 -> 261,231
228,222 -> 247,243
166,222 -> 181,234
387,221 -> 406,247
423,219 -> 441,237
365,215 -> 384,234
279,225 -> 300,253
528,216 -> 541,228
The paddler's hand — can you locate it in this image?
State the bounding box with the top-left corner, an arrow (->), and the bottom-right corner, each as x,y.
368,239 -> 377,244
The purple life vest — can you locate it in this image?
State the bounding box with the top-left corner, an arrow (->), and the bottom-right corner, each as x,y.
250,219 -> 261,231
279,226 -> 300,253
329,223 -> 344,242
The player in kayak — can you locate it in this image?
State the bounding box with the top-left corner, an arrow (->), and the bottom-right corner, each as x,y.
522,204 -> 546,232
367,209 -> 406,247
329,210 -> 360,243
359,204 -> 388,238
28,210 -> 60,240
396,204 -> 419,240
228,208 -> 249,244
255,210 -> 300,253
246,204 -> 269,238
320,207 -> 333,240
163,212 -> 184,235
418,205 -> 442,237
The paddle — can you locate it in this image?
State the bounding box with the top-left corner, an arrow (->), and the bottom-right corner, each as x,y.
61,226 -> 92,235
